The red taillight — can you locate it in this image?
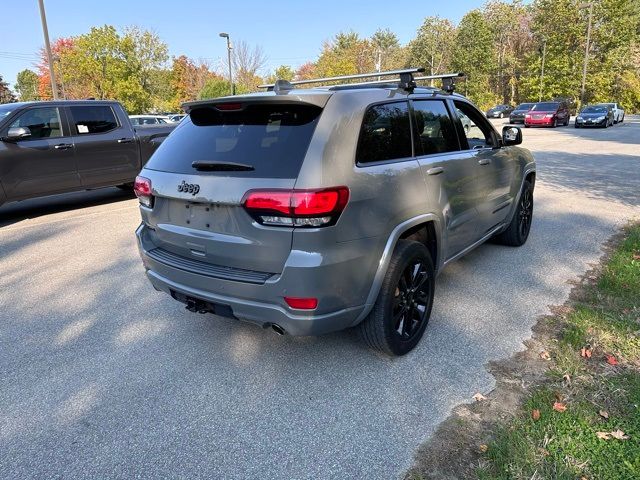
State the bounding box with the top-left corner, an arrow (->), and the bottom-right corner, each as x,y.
134,176 -> 153,207
243,187 -> 349,227
215,103 -> 243,111
284,297 -> 318,310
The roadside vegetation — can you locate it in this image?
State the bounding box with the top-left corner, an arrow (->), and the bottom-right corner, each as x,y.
478,224 -> 640,479
406,224 -> 640,480
3,0 -> 640,113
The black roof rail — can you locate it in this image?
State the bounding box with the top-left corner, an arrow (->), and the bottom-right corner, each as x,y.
259,69 -> 465,94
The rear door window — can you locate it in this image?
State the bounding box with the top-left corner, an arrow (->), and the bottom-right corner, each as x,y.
69,105 -> 119,134
411,100 -> 460,155
357,102 -> 412,164
145,103 -> 322,178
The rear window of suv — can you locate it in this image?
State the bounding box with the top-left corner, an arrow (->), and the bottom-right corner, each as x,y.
145,103 -> 322,178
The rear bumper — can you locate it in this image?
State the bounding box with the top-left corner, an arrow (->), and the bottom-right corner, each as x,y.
136,223 -> 375,336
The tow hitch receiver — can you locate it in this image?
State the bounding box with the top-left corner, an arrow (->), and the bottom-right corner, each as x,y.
185,297 -> 208,314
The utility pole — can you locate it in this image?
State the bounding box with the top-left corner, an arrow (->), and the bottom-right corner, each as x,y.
219,33 -> 234,95
37,0 -> 58,100
579,2 -> 594,107
539,38 -> 546,102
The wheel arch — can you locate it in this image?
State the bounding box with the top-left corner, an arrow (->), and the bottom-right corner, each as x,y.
352,214 -> 442,325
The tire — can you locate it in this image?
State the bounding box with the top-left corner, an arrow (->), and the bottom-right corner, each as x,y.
552,118 -> 557,128
524,124 -> 530,128
564,116 -> 569,126
359,240 -> 435,356
620,114 -> 624,123
575,123 -> 580,128
500,113 -> 504,118
493,179 -> 534,247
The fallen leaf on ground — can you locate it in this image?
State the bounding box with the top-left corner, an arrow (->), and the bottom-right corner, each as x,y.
598,410 -> 609,419
539,350 -> 551,360
581,347 -> 592,358
479,444 -> 488,453
553,402 -> 567,412
610,429 -> 629,440
532,409 -> 541,421
472,393 -> 487,402
605,354 -> 618,365
632,253 -> 640,260
596,430 -> 629,440
537,447 -> 549,456
563,373 -> 571,384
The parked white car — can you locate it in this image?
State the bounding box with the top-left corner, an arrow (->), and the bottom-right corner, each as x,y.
597,103 -> 625,123
129,115 -> 172,126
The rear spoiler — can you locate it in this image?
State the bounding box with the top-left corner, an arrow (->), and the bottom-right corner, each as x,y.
182,92 -> 332,113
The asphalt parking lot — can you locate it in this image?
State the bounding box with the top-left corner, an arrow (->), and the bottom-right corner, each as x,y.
1,117 -> 639,479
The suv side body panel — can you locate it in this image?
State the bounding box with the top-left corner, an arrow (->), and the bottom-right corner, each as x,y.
136,88 -> 535,336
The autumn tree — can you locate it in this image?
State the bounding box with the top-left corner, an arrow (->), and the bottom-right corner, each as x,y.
170,55 -> 217,109
232,40 -> 267,92
409,16 -> 456,84
15,69 -> 40,101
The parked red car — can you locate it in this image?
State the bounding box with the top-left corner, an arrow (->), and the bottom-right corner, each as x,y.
524,101 -> 570,127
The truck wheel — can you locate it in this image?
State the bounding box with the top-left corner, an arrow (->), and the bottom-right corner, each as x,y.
360,240 -> 434,356
493,179 -> 534,247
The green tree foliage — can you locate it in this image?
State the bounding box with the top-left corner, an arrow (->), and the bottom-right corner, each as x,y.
267,65 -> 296,83
198,78 -> 233,99
452,10 -> 500,109
15,69 -> 39,101
0,74 -> 16,103
409,16 -> 456,82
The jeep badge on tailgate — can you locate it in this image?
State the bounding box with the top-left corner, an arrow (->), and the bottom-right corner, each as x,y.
178,180 -> 200,195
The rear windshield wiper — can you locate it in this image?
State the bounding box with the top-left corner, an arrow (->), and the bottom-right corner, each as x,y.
191,161 -> 255,172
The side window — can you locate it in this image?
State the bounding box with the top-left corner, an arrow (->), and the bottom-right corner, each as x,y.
454,100 -> 496,150
69,105 -> 118,134
357,102 -> 412,164
9,107 -> 62,139
412,100 -> 460,155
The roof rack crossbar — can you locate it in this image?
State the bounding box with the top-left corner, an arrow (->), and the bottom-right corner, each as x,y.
258,68 -> 425,89
414,72 -> 466,94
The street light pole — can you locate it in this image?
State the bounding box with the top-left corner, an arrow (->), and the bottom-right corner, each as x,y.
37,0 -> 59,100
579,2 -> 594,107
219,33 -> 233,95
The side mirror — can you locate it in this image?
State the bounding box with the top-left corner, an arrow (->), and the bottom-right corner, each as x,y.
2,126 -> 31,142
502,126 -> 522,146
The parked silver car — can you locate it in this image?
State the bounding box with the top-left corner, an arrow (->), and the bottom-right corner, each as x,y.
134,68 -> 536,355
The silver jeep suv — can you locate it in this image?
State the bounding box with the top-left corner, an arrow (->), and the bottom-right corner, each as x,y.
135,69 -> 535,356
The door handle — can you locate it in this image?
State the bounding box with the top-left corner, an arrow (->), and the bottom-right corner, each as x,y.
54,143 -> 73,150
478,158 -> 491,165
117,138 -> 134,144
426,167 -> 444,176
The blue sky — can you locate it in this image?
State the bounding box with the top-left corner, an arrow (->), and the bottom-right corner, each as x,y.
0,0 -> 482,88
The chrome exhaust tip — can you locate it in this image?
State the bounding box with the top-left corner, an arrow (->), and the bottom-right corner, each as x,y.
271,324 -> 286,336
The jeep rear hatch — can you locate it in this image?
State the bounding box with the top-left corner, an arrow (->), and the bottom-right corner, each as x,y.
139,101 -> 324,276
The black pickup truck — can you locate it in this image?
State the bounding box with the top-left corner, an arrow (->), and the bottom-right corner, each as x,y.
0,100 -> 176,209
